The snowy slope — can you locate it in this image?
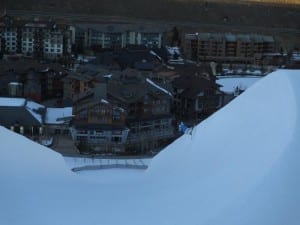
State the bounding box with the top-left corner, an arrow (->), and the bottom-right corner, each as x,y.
1,69 -> 300,225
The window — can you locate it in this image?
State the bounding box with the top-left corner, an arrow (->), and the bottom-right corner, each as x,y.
79,110 -> 87,119
93,106 -> 100,113
112,110 -> 121,120
111,136 -> 122,143
77,130 -> 88,134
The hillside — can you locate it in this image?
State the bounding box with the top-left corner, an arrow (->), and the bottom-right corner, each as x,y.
1,0 -> 300,29
1,69 -> 300,225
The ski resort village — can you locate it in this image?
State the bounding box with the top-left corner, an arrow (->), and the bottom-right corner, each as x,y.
0,2 -> 300,224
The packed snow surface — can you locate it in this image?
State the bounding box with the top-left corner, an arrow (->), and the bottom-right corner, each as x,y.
1,69 -> 300,225
217,76 -> 261,93
0,97 -> 25,107
45,107 -> 73,124
25,100 -> 45,124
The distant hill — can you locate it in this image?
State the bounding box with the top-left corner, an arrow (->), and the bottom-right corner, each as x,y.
0,0 -> 299,29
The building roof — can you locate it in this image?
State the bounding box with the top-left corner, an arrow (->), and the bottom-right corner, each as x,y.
185,32 -> 274,44
45,107 -> 73,125
198,33 -> 211,41
108,81 -> 148,103
0,97 -> 26,107
0,59 -> 67,75
117,49 -> 158,69
0,98 -> 45,126
108,70 -> 172,104
237,34 -> 251,43
225,34 -> 236,42
250,34 -> 264,43
74,23 -> 166,33
173,75 -> 220,99
262,35 -> 275,43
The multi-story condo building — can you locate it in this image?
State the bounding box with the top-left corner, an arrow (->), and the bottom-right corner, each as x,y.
184,32 -> 275,64
74,23 -> 164,50
0,15 -> 72,59
67,68 -> 174,154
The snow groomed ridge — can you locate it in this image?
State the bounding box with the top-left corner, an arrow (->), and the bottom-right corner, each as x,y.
0,69 -> 299,225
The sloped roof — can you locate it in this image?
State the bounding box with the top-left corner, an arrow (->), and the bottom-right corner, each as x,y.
45,107 -> 73,125
173,75 -> 220,98
0,101 -> 44,126
108,81 -> 148,103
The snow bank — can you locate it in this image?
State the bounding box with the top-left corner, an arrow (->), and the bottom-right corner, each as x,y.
217,77 -> 261,93
1,69 -> 300,225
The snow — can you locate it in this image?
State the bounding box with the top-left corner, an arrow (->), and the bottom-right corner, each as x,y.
40,137 -> 53,146
103,74 -> 112,78
45,107 -> 73,124
149,50 -> 162,61
292,52 -> 300,61
25,100 -> 45,124
101,99 -> 109,104
166,46 -> 181,56
217,76 -> 261,93
1,69 -> 300,225
165,46 -> 185,64
0,97 -> 26,107
146,78 -> 172,96
64,156 -> 151,172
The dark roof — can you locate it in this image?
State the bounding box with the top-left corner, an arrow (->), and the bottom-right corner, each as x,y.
0,106 -> 43,126
0,59 -> 66,75
151,48 -> 169,62
74,23 -> 166,33
108,70 -> 172,104
173,75 -> 220,98
92,52 -> 114,66
134,61 -> 155,71
0,15 -> 68,29
117,49 -> 158,69
108,81 -> 148,103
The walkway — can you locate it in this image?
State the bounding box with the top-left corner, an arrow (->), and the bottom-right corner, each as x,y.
64,156 -> 151,172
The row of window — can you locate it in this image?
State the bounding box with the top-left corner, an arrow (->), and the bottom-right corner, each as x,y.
44,48 -> 62,53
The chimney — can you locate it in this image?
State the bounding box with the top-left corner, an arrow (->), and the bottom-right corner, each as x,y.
93,83 -> 107,100
210,62 -> 217,76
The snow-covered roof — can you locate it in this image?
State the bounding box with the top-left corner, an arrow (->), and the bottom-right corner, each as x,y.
101,99 -> 109,104
25,100 -> 45,124
103,74 -> 112,78
1,69 -> 300,225
146,78 -> 172,96
149,50 -> 162,61
0,97 -> 26,107
166,46 -> 181,56
217,77 -> 261,93
45,107 -> 73,124
0,98 -> 45,124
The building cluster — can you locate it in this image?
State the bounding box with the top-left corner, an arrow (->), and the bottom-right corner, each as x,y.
1,14 -> 281,66
0,14 -> 166,60
0,15 -> 72,59
73,23 -> 164,50
3,14 -> 294,155
0,97 -> 73,144
0,59 -> 67,102
184,33 -> 275,64
0,43 -> 225,155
